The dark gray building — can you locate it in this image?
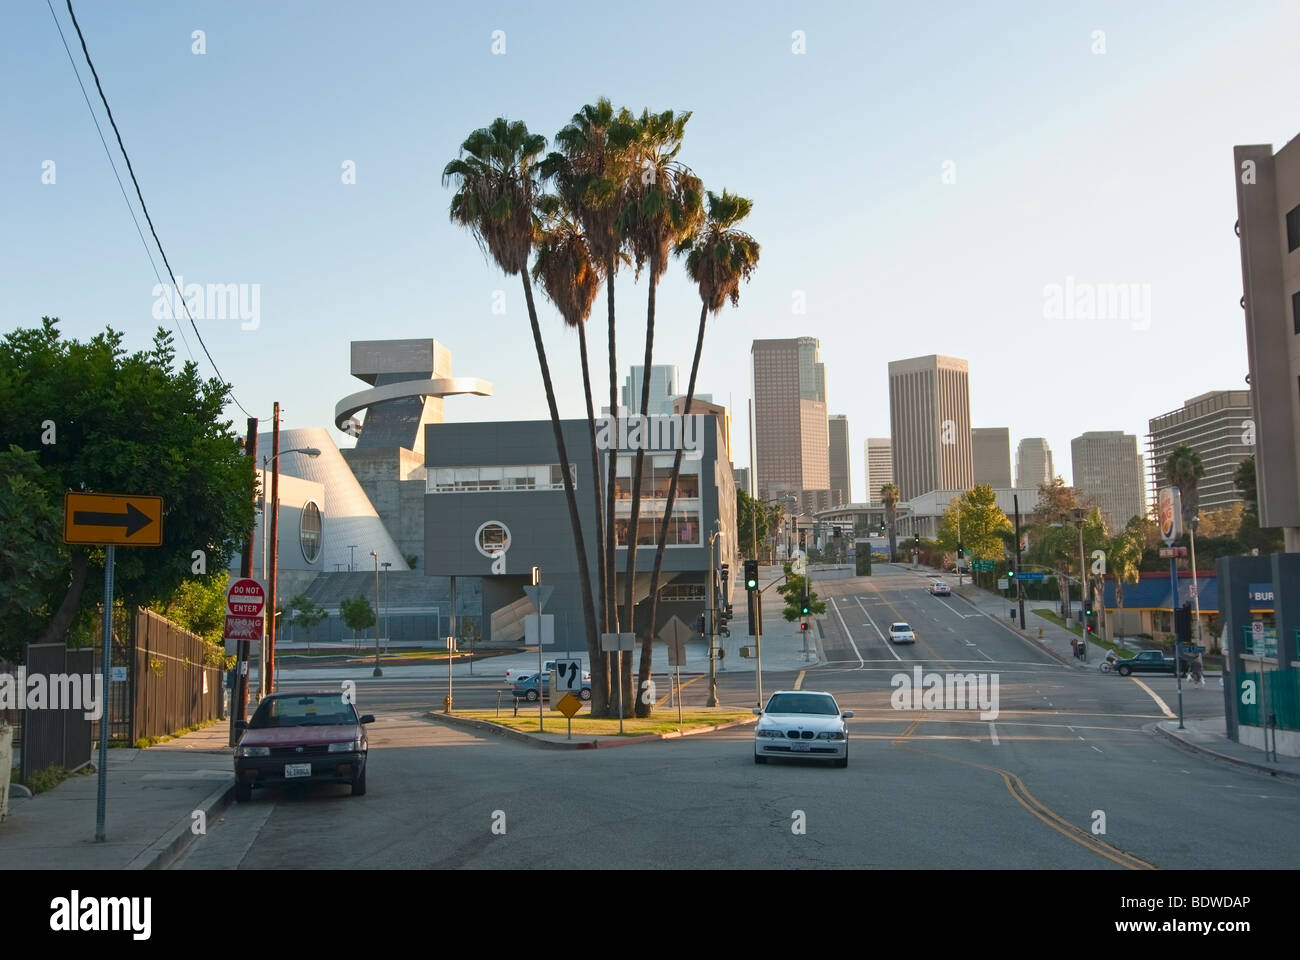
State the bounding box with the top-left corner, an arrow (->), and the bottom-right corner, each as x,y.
828,415 -> 851,507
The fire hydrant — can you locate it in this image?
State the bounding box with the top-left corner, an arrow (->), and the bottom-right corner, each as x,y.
1037,627 -> 1044,639
443,695 -> 452,713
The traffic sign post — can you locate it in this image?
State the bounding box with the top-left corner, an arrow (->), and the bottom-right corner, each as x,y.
63,493 -> 163,844
660,618 -> 690,725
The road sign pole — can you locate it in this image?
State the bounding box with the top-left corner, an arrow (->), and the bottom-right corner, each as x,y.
676,665 -> 683,726
1171,554 -> 1184,730
95,545 -> 114,842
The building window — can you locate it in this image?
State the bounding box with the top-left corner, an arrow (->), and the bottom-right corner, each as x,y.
1293,290 -> 1300,336
429,464 -> 576,493
614,509 -> 701,546
475,521 -> 511,557
299,500 -> 322,564
659,583 -> 706,601
1288,203 -> 1300,253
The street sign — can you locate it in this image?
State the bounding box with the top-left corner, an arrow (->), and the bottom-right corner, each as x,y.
791,551 -> 808,576
64,492 -> 163,546
226,578 -> 266,617
1252,620 -> 1264,642
523,584 -> 554,613
1182,645 -> 1206,655
554,658 -> 583,694
525,613 -> 554,646
997,579 -> 1008,591
1016,572 -> 1046,581
110,666 -> 127,683
600,632 -> 636,652
1158,487 -> 1182,546
1158,546 -> 1189,558
555,692 -> 582,719
659,616 -> 690,666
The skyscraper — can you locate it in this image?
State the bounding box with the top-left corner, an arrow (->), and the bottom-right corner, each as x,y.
887,355 -> 973,500
865,438 -> 893,502
621,365 -> 680,416
1147,391 -> 1255,517
829,415 -> 851,506
1071,431 -> 1146,531
1015,438 -> 1054,491
972,427 -> 1012,488
751,337 -> 830,514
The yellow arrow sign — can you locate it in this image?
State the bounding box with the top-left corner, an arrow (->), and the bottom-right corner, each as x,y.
555,693 -> 583,719
64,493 -> 164,546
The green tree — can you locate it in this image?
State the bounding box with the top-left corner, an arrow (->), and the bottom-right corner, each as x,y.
1234,456 -> 1283,553
880,483 -> 900,562
0,319 -> 257,654
443,118 -> 602,711
736,490 -> 772,559
635,189 -> 759,716
1107,526 -> 1144,636
287,593 -> 327,643
777,569 -> 826,621
0,445 -> 67,660
935,484 -> 1012,583
156,572 -> 229,647
339,595 -> 375,639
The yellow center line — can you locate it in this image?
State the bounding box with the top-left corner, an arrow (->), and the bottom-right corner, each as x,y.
794,669 -> 806,690
1129,677 -> 1176,718
860,577 -> 954,668
654,674 -> 704,708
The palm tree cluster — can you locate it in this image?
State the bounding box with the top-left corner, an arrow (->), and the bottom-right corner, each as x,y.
442,102 -> 761,717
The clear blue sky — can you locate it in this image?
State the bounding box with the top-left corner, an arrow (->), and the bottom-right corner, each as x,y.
4,1 -> 1298,500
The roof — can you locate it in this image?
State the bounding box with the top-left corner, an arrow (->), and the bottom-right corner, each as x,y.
1103,572 -> 1218,612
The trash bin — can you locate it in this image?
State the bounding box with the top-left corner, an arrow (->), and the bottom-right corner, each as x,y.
1010,608 -> 1017,620
0,723 -> 11,822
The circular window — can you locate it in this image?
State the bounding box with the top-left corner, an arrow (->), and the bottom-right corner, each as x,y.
474,520 -> 511,558
300,500 -> 322,564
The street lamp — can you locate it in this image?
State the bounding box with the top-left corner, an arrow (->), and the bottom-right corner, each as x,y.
259,446 -> 321,696
371,551 -> 382,677
707,523 -> 725,707
381,561 -> 392,648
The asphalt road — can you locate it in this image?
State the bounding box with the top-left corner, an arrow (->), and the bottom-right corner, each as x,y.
177,565 -> 1299,869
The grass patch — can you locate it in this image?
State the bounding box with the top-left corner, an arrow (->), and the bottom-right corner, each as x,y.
456,706 -> 754,737
1031,610 -> 1137,657
131,717 -> 222,749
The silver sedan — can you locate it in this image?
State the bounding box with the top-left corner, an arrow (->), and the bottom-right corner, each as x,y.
753,690 -> 853,767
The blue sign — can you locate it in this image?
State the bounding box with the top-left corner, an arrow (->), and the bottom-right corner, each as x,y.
1248,583 -> 1274,606
1016,572 -> 1046,581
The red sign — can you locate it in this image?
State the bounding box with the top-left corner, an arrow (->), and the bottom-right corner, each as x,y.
227,578 -> 265,617
224,615 -> 264,641
1159,546 -> 1189,558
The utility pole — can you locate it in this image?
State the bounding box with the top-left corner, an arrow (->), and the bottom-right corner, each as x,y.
1013,494 -> 1026,628
371,551 -> 382,677
231,417 -> 257,745
267,402 -> 280,694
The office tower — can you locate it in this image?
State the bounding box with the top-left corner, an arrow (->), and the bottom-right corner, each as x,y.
972,427 -> 1012,488
1016,437 -> 1055,490
622,365 -> 680,416
829,415 -> 851,506
887,355 -> 973,499
1147,391 -> 1255,517
1071,431 -> 1146,531
865,438 -> 893,502
751,337 -> 830,515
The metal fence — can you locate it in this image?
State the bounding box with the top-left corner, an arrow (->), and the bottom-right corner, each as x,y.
129,608 -> 222,743
1237,666 -> 1300,731
4,645 -> 95,781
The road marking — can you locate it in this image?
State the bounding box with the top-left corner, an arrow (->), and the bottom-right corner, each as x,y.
853,596 -> 901,662
1129,677 -> 1177,718
829,597 -> 866,667
794,670 -> 805,690
1092,746 -> 1104,754
654,674 -> 703,708
988,722 -> 999,745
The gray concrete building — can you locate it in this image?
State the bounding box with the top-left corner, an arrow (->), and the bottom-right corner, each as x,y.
1016,437 -> 1055,491
1071,431 -> 1146,531
1147,390 -> 1255,518
751,337 -> 830,515
887,354 -> 973,500
973,427 -> 1012,488
1233,137 -> 1300,549
865,437 -> 893,502
623,365 -> 681,417
829,415 -> 851,506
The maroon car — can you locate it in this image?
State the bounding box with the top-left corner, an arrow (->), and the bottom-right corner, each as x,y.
234,691 -> 374,802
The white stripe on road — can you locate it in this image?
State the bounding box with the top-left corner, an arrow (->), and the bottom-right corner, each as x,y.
988,722 -> 999,746
829,597 -> 866,668
853,596 -> 902,662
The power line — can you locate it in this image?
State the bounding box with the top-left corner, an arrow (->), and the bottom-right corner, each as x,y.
63,0 -> 256,419
45,0 -> 195,364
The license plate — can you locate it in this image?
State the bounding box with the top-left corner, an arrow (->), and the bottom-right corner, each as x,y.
284,763 -> 311,778
792,742 -> 811,752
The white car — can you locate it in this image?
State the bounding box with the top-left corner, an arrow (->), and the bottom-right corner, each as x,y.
888,622 -> 916,643
753,690 -> 852,767
504,660 -> 590,686
930,581 -> 951,596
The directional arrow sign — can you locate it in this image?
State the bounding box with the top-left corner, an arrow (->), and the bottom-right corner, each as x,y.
659,615 -> 691,666
523,584 -> 554,613
64,493 -> 163,546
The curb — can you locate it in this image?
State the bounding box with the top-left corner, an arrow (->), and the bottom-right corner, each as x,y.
952,589 -> 1074,667
423,710 -> 757,750
129,778 -> 235,870
1149,721 -> 1300,783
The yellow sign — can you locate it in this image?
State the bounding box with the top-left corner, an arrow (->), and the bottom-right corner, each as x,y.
64,493 -> 164,546
555,693 -> 583,719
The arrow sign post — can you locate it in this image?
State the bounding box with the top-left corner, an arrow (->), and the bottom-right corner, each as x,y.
659,617 -> 691,726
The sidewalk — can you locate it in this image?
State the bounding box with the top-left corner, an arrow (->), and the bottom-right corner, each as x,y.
1154,715 -> 1300,783
0,723 -> 234,869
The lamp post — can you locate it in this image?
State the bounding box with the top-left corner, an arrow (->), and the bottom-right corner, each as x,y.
258,443 -> 321,696
381,561 -> 392,647
371,551 -> 382,677
707,523 -> 724,707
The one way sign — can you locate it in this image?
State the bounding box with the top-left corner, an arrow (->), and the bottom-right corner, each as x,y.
64,492 -> 164,546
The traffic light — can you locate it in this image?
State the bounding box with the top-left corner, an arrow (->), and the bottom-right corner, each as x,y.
800,621 -> 808,632
744,559 -> 759,591
914,534 -> 920,547
1174,602 -> 1192,644
697,612 -> 707,636
957,542 -> 964,559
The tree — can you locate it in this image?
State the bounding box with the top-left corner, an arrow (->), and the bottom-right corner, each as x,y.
0,445 -> 69,661
880,483 -> 900,562
1234,456 -> 1283,553
156,572 -> 229,647
634,189 -> 759,716
287,593 -> 327,643
339,595 -> 375,639
736,490 -> 772,559
935,484 -> 1012,584
0,319 -> 257,654
777,569 -> 826,621
1106,527 -> 1143,639
443,118 -> 602,712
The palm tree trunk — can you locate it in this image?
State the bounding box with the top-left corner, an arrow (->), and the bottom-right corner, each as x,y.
602,251 -> 619,716
520,271 -> 601,707
577,321 -> 607,710
636,301 -> 709,716
619,256 -> 658,716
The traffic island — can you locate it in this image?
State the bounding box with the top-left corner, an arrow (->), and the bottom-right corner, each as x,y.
425,707 -> 756,749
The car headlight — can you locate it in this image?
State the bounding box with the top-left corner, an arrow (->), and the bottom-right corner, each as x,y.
817,731 -> 845,740
756,729 -> 785,739
328,739 -> 363,752
237,745 -> 269,757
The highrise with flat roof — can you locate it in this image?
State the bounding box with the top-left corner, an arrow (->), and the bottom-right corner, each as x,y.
751,337 -> 830,515
973,427 -> 1012,488
622,365 -> 680,416
1016,438 -> 1054,491
865,438 -> 893,502
829,415 -> 851,506
1147,390 -> 1254,517
1071,431 -> 1146,531
887,355 -> 973,499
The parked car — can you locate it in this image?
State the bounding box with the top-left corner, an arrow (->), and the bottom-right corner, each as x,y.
511,672 -> 592,702
753,690 -> 852,767
1114,650 -> 1176,676
930,581 -> 951,596
234,692 -> 373,802
888,622 -> 916,643
504,660 -> 590,686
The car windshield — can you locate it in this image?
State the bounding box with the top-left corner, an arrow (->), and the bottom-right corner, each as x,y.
250,695 -> 358,728
764,693 -> 839,716
892,623 -> 911,631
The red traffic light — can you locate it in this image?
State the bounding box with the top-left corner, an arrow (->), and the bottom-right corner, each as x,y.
800,621 -> 808,631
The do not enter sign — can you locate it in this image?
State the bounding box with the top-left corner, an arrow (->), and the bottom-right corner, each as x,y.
227,578 -> 265,617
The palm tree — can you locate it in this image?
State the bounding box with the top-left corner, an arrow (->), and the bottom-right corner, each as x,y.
880,483 -> 900,562
1166,443 -> 1206,647
442,118 -> 600,704
1107,528 -> 1143,641
614,108 -> 704,713
544,100 -> 638,713
634,189 -> 759,716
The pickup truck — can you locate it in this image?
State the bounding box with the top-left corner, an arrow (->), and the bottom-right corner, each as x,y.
1114,650 -> 1176,676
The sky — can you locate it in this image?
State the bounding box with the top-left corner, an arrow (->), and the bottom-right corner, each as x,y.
4,0 -> 1299,502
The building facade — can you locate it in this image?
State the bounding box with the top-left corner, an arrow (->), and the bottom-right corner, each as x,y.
865,437 -> 893,502
1015,437 -> 1054,491
1147,390 -> 1255,517
622,365 -> 679,417
1071,431 -> 1146,531
751,337 -> 831,515
973,427 -> 1012,488
895,487 -> 1041,541
828,415 -> 852,507
887,354 -> 973,500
